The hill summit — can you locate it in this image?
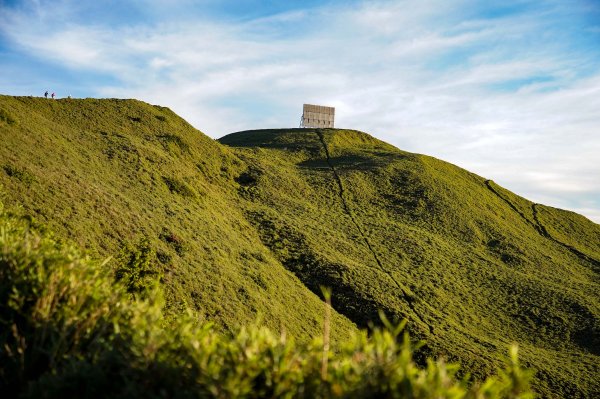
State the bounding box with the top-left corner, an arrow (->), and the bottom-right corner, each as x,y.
1,95 -> 598,397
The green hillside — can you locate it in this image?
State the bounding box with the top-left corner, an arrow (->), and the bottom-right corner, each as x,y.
220,128 -> 599,397
0,203 -> 534,398
0,95 -> 356,341
1,95 -> 599,397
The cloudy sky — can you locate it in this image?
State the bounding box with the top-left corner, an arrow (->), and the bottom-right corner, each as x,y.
1,0 -> 599,222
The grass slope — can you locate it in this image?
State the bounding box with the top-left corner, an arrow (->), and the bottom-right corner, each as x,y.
1,96 -> 598,397
0,95 -> 357,342
0,203 -> 534,398
220,128 -> 600,398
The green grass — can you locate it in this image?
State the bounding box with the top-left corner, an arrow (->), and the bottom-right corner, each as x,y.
2,164 -> 35,186
0,107 -> 18,125
0,95 -> 357,343
220,128 -> 600,398
1,95 -> 599,397
0,205 -> 534,398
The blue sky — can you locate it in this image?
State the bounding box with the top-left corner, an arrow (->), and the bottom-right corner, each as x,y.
1,0 -> 599,222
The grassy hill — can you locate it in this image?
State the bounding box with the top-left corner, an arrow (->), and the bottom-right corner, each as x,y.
0,95 -> 357,342
1,95 -> 599,397
0,203 -> 534,398
220,128 -> 599,397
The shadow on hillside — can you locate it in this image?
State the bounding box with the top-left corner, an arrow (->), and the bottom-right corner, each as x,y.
299,152 -> 400,170
219,129 -> 320,150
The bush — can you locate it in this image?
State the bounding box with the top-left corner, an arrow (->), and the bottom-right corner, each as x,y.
158,134 -> 189,152
3,164 -> 35,186
114,238 -> 162,298
159,227 -> 187,256
0,108 -> 18,125
0,205 -> 534,398
162,176 -> 197,197
0,211 -> 130,396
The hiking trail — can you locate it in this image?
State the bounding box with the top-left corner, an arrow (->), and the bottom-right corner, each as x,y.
315,130 -> 429,329
485,179 -> 599,269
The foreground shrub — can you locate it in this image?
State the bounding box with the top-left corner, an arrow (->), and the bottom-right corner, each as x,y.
0,204 -> 534,398
114,237 -> 161,298
0,207 -> 134,395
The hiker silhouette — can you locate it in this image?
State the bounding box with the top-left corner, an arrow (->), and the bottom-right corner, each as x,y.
44,91 -> 48,98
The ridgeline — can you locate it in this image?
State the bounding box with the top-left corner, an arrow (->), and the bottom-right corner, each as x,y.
1,95 -> 598,397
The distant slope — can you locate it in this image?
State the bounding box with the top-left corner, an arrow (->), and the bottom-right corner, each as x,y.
1,96 -> 598,397
0,95 -> 357,341
220,128 -> 600,398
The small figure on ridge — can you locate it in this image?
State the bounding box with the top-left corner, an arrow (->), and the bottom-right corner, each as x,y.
44,91 -> 48,98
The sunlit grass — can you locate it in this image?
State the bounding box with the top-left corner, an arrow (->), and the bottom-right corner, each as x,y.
0,95 -> 598,397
